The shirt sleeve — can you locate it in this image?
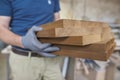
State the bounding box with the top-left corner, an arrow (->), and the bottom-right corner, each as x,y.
0,0 -> 12,16
54,0 -> 61,13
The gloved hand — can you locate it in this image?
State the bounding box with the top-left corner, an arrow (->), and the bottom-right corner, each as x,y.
22,26 -> 60,57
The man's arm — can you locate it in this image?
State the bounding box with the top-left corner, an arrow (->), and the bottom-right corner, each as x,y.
54,12 -> 60,21
0,12 -> 60,48
0,16 -> 59,57
0,16 -> 23,48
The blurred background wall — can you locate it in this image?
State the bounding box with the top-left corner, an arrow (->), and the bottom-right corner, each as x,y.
60,0 -> 120,23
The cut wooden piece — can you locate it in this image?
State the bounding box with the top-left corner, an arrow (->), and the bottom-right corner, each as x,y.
55,27 -> 102,37
37,28 -> 58,38
36,19 -> 115,61
37,27 -> 114,46
106,43 -> 116,60
101,25 -> 114,41
37,27 -> 102,37
37,20 -> 114,46
52,42 -> 116,61
40,19 -> 109,30
37,19 -> 110,38
53,39 -> 114,54
40,19 -> 64,30
39,34 -> 101,46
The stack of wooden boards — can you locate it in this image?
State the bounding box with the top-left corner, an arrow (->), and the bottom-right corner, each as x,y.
37,19 -> 116,61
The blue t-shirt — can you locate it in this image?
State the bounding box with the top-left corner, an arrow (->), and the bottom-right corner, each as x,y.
0,0 -> 60,36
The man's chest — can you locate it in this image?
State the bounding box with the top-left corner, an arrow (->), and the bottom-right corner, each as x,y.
11,0 -> 55,16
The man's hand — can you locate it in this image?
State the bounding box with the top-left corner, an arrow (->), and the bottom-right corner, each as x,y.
22,26 -> 60,57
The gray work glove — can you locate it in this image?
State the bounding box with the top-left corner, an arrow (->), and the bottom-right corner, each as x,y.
22,26 -> 60,57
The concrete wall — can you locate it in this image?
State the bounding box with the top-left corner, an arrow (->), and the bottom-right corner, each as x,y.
60,0 -> 120,23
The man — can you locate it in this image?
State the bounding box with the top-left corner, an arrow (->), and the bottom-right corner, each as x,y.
0,0 -> 64,80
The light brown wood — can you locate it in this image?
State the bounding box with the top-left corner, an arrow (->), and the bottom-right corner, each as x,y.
37,28 -> 58,38
36,19 -> 115,60
40,19 -> 108,29
101,24 -> 114,41
55,27 -> 102,37
39,34 -> 101,46
37,19 -> 108,38
54,39 -> 114,54
52,41 -> 115,61
37,27 -> 102,38
37,19 -> 114,46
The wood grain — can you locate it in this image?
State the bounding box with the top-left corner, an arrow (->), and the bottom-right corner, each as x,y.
52,41 -> 115,61
39,34 -> 101,46
37,19 -> 114,46
37,27 -> 102,38
55,27 -> 102,37
54,39 -> 114,54
37,19 -> 108,38
36,19 -> 115,60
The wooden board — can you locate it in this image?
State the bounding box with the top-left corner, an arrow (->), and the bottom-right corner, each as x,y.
40,19 -> 109,30
52,41 -> 116,61
54,39 -> 114,54
101,25 -> 114,41
39,34 -> 101,46
55,27 -> 102,37
106,43 -> 116,60
37,19 -> 114,46
37,19 -> 109,38
36,19 -> 115,60
37,27 -> 102,38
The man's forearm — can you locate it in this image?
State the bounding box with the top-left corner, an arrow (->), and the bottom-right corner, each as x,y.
0,25 -> 23,48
